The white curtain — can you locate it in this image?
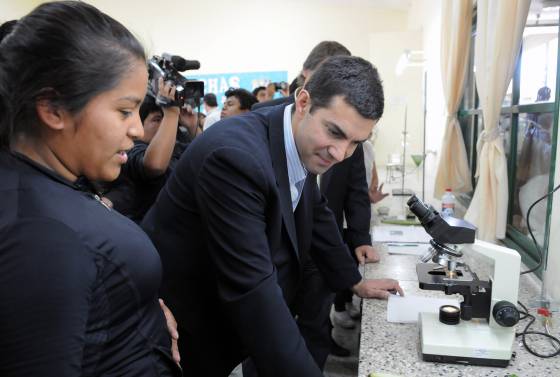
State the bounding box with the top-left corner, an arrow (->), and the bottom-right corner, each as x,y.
464,0 -> 531,241
434,0 -> 474,199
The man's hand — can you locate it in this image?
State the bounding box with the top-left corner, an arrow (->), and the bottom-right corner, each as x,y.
159,299 -> 180,365
354,245 -> 380,264
156,78 -> 179,110
352,278 -> 404,299
368,183 -> 389,204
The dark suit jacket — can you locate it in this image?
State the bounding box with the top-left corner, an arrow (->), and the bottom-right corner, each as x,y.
320,144 -> 372,251
251,95 -> 292,111
141,104 -> 361,377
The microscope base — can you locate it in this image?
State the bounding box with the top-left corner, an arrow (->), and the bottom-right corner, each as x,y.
419,312 -> 514,368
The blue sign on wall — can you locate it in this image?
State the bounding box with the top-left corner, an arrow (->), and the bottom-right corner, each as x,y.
186,71 -> 289,109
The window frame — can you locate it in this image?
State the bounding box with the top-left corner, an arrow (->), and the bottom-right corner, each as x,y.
457,10 -> 560,278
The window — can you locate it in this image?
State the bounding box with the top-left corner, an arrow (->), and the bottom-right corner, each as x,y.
458,3 -> 559,275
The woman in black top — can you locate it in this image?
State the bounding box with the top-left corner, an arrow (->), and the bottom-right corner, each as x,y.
0,2 -> 180,376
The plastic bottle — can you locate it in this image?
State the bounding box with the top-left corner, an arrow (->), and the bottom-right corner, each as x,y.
441,188 -> 455,217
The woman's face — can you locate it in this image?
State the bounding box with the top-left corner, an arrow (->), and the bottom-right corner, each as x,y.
54,61 -> 148,182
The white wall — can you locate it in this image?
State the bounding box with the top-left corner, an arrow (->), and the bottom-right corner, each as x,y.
416,0 -> 446,202
369,31 -> 424,171
367,0 -> 445,202
1,0 -> 411,79
3,0 -> 442,189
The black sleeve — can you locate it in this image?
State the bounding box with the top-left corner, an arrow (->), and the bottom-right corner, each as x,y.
309,181 -> 362,292
342,145 -> 372,250
121,141 -> 150,182
0,218 -> 97,377
195,147 -> 323,377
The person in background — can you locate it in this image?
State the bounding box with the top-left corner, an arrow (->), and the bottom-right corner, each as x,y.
266,82 -> 277,100
253,86 -> 268,103
203,92 -> 221,130
298,42 -> 380,365
221,87 -> 258,119
178,103 -> 203,141
196,111 -> 206,128
364,139 -> 389,204
0,2 -> 180,376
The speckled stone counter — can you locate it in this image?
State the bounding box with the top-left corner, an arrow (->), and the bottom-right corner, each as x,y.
358,244 -> 560,377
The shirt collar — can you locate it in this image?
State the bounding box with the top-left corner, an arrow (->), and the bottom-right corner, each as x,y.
11,151 -> 98,193
283,104 -> 307,188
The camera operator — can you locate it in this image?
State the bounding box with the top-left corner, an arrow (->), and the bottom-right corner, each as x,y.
105,77 -> 188,222
178,102 -> 203,141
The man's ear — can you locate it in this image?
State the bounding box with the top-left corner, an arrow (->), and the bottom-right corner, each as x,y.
295,88 -> 311,115
35,99 -> 68,131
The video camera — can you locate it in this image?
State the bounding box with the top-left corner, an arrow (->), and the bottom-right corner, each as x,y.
272,81 -> 288,91
147,53 -> 204,108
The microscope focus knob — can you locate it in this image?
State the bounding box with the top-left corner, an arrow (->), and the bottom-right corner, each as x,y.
492,300 -> 520,327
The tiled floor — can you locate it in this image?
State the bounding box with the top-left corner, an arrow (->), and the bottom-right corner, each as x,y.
323,319 -> 361,377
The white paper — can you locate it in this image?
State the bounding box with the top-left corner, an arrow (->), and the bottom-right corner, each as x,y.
372,225 -> 431,243
387,243 -> 430,256
386,294 -> 460,323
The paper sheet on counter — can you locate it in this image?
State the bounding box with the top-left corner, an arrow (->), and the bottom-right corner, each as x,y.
387,243 -> 430,256
386,295 -> 460,323
371,225 -> 431,243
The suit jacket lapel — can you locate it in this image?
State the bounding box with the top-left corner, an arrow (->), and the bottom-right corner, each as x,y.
267,105 -> 299,259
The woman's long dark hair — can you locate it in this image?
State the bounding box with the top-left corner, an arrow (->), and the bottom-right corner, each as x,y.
0,1 -> 146,148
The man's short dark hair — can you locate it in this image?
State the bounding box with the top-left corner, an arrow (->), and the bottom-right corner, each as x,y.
252,86 -> 266,97
203,93 -> 217,107
304,56 -> 384,121
139,95 -> 163,123
0,20 -> 17,43
224,88 -> 258,110
302,41 -> 351,72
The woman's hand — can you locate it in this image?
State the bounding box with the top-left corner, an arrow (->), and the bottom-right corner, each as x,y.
159,299 -> 180,365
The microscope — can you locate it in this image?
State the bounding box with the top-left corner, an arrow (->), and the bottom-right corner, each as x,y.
407,195 -> 521,367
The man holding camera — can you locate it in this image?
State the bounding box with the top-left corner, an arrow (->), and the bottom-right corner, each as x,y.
142,55 -> 403,377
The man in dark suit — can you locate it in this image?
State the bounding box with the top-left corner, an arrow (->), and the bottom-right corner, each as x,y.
142,56 -> 403,377
252,41 -> 381,366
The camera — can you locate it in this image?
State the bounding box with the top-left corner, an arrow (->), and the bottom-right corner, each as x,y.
272,81 -> 288,91
147,53 -> 204,107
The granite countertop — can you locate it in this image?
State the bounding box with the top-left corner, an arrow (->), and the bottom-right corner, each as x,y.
358,243 -> 560,377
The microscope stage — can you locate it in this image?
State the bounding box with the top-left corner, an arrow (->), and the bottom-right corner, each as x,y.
419,312 -> 514,367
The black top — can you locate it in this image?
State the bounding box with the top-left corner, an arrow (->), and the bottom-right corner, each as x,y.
0,151 -> 180,377
105,140 -> 188,223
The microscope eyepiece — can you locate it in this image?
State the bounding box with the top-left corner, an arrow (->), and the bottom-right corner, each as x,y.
406,195 -> 476,244
407,195 -> 438,224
